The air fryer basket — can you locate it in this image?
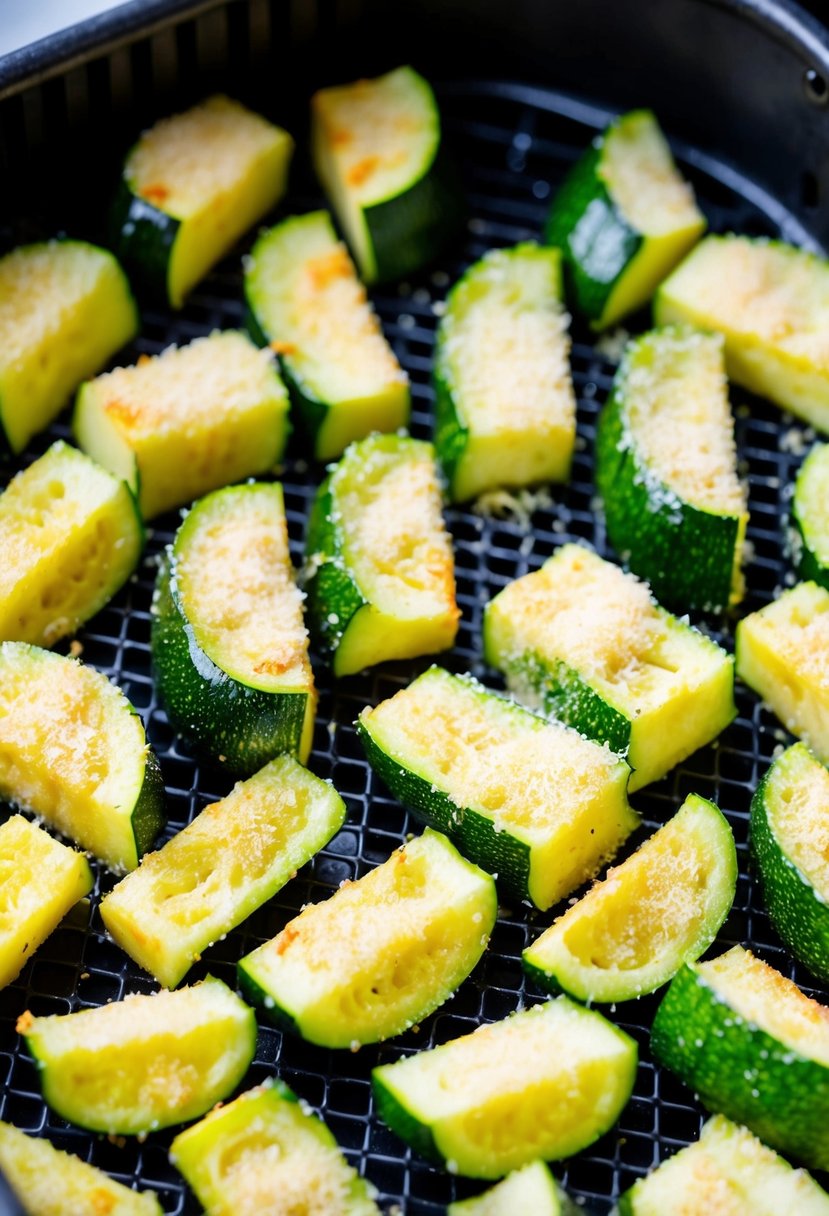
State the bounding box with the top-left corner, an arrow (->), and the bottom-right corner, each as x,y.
1,1 -> 829,1212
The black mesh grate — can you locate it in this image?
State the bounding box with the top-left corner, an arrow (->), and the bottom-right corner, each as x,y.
1,78 -> 826,1214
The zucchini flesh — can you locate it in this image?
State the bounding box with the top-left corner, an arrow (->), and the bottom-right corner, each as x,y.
793,443 -> 829,589
17,975 -> 256,1135
0,816 -> 92,990
372,997 -> 637,1179
596,327 -> 748,611
0,642 -> 164,872
170,1081 -> 380,1215
433,243 -> 577,502
0,240 -> 138,454
73,330 -> 290,519
483,544 -> 735,791
237,828 -> 496,1048
655,235 -> 829,430
245,210 -> 409,461
304,434 -> 459,675
101,756 -> 346,988
523,793 -> 736,1002
358,665 -> 637,911
448,1161 -> 576,1215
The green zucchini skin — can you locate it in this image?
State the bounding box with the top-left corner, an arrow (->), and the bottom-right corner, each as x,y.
110,179 -> 178,306
130,741 -> 166,860
793,444 -> 829,591
432,362 -> 468,498
304,473 -> 367,659
245,304 -> 330,457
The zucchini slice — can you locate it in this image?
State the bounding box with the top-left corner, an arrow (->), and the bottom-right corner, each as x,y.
170,1081 -> 380,1215
793,443 -> 829,589
304,434 -> 459,675
448,1162 -> 577,1216
101,755 -> 345,989
0,642 -> 164,872
596,327 -> 748,612
483,544 -> 735,791
0,240 -> 138,455
651,945 -> 829,1170
522,793 -> 736,1003
74,330 -> 290,520
0,1121 -> 162,1216
151,482 -> 316,775
16,975 -> 255,1135
617,1114 -> 829,1216
0,440 -> 143,647
112,95 -> 293,309
372,997 -> 637,1179
357,666 -> 637,911
0,816 -> 93,990
245,210 -> 409,461
545,110 -> 705,330
311,65 -> 464,284
751,743 -> 829,983
655,235 -> 829,431
736,581 -> 829,764
237,828 -> 496,1048
433,243 -> 577,502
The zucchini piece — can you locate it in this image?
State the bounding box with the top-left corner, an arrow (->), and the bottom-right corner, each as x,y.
751,743 -> 829,983
0,440 -> 143,647
112,95 -> 293,309
0,642 -> 164,872
237,828 -> 496,1048
545,110 -> 705,330
244,210 -> 409,461
372,997 -> 637,1179
101,755 -> 345,988
617,1114 -> 829,1216
655,235 -> 829,431
651,945 -> 829,1170
358,666 -> 637,911
170,1080 -> 380,1215
793,443 -> 829,589
522,793 -> 736,1003
311,65 -> 464,284
304,434 -> 459,675
0,816 -> 93,990
735,581 -> 829,764
596,327 -> 748,612
0,240 -> 138,455
448,1162 -> 577,1216
16,975 -> 255,1135
0,1121 -> 162,1216
483,544 -> 735,791
433,243 -> 577,502
73,330 -> 289,520
151,482 -> 316,774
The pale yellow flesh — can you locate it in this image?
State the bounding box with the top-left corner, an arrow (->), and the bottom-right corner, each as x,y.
448,1161 -> 561,1215
764,744 -> 829,899
602,111 -> 704,239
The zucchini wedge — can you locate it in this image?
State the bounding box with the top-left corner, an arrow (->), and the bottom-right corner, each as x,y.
101,756 -> 345,988
357,666 -> 637,911
0,642 -> 164,872
655,235 -> 829,431
237,828 -> 496,1048
448,1162 -> 578,1216
596,327 -> 748,612
793,443 -> 829,589
736,581 -> 829,764
523,793 -> 736,1003
170,1081 -> 380,1215
16,975 -> 255,1135
617,1114 -> 829,1216
245,210 -> 409,461
112,94 -> 293,309
651,945 -> 829,1170
0,1121 -> 162,1216
484,544 -> 735,791
311,65 -> 464,284
304,434 -> 459,675
372,997 -> 637,1179
0,440 -> 142,647
545,110 -> 705,330
433,243 -> 577,502
152,482 -> 315,775
0,816 -> 93,990
751,743 -> 829,983
74,330 -> 289,520
0,240 -> 138,455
